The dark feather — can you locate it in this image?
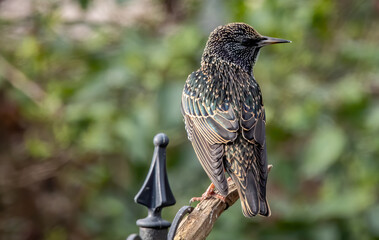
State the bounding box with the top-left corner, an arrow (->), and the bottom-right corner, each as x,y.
185,115 -> 228,195
181,71 -> 239,195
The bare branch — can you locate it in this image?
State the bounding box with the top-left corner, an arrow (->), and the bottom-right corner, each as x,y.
174,180 -> 238,240
174,164 -> 273,240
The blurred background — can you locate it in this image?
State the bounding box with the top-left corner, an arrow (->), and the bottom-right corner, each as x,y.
0,0 -> 378,239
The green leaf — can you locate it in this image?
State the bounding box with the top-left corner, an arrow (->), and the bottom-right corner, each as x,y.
25,137 -> 52,159
78,0 -> 90,9
302,125 -> 346,178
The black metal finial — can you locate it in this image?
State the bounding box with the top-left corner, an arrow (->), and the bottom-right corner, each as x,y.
134,133 -> 176,232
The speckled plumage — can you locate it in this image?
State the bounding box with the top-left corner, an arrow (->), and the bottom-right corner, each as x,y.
181,23 -> 290,217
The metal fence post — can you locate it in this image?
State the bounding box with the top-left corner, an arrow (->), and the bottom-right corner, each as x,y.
127,133 -> 176,240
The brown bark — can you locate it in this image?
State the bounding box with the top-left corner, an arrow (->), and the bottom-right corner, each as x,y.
174,165 -> 272,240
174,180 -> 239,240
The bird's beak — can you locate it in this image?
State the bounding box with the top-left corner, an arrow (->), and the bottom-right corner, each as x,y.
258,36 -> 291,47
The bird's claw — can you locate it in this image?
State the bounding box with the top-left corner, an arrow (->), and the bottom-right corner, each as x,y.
189,182 -> 227,204
189,196 -> 204,203
189,190 -> 213,203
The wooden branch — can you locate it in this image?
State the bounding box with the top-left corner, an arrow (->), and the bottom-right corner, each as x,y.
174,180 -> 239,240
174,165 -> 272,240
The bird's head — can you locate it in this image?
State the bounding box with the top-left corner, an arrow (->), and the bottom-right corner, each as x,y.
202,23 -> 290,73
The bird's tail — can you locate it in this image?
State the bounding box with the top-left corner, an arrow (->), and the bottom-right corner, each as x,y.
230,169 -> 271,217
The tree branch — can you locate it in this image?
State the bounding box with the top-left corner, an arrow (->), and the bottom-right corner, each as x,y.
174,165 -> 272,240
174,180 -> 239,240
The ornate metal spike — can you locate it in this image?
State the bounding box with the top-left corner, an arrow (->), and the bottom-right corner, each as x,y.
134,133 -> 176,230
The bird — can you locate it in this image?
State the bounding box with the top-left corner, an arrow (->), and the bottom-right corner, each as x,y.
181,22 -> 290,217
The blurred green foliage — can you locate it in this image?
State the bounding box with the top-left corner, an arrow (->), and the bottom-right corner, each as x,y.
0,0 -> 378,239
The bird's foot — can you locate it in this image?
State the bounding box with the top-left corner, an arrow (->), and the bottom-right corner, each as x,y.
189,183 -> 227,203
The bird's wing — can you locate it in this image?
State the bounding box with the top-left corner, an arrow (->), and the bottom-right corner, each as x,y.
239,88 -> 270,216
181,71 -> 239,195
240,96 -> 266,145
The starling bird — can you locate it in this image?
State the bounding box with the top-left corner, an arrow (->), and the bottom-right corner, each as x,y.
181,23 -> 290,217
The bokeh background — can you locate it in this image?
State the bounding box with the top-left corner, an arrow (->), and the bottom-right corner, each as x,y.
1,0 -> 379,239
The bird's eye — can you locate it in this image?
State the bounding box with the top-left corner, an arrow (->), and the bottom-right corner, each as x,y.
240,38 -> 257,47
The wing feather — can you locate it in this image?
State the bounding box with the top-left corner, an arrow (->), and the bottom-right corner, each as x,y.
181,71 -> 239,195
187,116 -> 228,195
236,84 -> 270,217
